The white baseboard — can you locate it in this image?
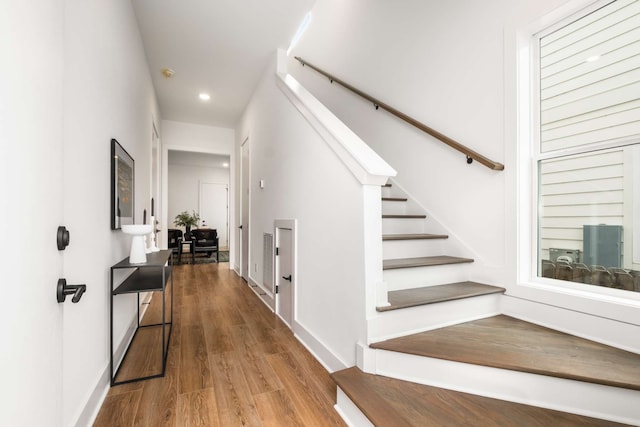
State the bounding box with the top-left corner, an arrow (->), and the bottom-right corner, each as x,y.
293,320 -> 349,373
248,276 -> 275,311
73,365 -> 110,427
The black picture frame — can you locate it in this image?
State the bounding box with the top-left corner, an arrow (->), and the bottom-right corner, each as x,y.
111,138 -> 135,230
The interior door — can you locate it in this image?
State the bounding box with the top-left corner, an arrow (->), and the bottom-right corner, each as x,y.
0,4 -> 64,425
200,182 -> 229,249
240,139 -> 250,279
151,123 -> 161,246
276,227 -> 294,328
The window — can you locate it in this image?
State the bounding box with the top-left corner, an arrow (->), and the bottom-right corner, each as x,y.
535,0 -> 640,294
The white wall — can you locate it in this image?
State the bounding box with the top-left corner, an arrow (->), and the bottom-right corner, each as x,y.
61,0 -> 161,425
236,57 -> 371,368
283,0 -> 640,341
160,120 -> 235,259
288,0 -> 572,283
168,151 -> 230,234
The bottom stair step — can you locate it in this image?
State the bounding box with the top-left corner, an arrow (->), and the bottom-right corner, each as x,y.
332,367 -> 625,426
377,281 -> 505,312
370,315 -> 640,391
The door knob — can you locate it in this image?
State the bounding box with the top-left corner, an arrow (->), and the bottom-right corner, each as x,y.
57,279 -> 86,303
282,275 -> 292,282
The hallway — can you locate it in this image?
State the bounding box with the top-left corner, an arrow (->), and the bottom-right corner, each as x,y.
94,264 -> 345,426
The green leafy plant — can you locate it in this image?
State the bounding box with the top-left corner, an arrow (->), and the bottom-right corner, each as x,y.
173,210 -> 200,229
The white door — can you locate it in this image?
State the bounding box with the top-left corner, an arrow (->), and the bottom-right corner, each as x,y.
151,123 -> 161,245
276,227 -> 294,328
0,5 -> 64,425
200,182 -> 229,249
240,139 -> 250,279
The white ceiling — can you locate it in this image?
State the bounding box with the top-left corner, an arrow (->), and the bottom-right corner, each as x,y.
132,0 -> 315,129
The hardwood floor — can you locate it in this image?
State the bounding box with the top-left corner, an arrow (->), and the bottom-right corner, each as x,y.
94,263 -> 345,427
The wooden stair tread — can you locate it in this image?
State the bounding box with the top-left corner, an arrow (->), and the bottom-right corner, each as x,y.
382,214 -> 426,219
377,282 -> 505,312
381,197 -> 408,202
383,255 -> 473,270
382,233 -> 448,241
370,315 -> 640,391
332,367 -> 625,426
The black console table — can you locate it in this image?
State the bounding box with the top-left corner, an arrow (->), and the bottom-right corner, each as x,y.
110,250 -> 173,385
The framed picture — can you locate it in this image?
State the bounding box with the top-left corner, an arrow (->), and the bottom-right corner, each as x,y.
111,138 -> 134,230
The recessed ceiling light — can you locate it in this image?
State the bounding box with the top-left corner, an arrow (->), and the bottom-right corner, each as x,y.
199,93 -> 210,101
222,162 -> 229,168
161,68 -> 175,78
585,55 -> 600,63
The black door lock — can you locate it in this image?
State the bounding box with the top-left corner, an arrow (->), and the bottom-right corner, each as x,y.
57,279 -> 86,303
282,275 -> 292,282
57,226 -> 70,250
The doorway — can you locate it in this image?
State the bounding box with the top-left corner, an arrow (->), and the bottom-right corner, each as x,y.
275,220 -> 296,329
166,150 -> 229,243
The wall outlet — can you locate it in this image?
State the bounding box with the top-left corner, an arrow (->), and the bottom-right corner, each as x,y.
254,263 -> 258,272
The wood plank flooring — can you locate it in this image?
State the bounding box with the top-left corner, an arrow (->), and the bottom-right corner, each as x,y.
371,315 -> 640,391
333,367 -> 627,426
94,263 -> 345,427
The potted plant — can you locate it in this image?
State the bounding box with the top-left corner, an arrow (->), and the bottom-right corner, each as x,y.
173,210 -> 200,237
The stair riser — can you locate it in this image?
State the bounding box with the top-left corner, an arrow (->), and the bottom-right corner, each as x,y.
381,200 -> 408,215
335,389 -> 375,427
368,294 -> 501,342
383,263 -> 472,291
382,218 -> 425,234
383,239 -> 446,259
372,350 -> 640,426
381,186 -> 394,198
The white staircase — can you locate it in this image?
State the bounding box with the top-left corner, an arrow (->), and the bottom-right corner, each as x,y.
344,180 -> 640,426
368,181 -> 503,341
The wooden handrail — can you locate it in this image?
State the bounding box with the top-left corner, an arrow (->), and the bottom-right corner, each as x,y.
294,57 -> 504,171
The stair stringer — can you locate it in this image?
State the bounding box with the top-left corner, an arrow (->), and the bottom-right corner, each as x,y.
368,348 -> 640,426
